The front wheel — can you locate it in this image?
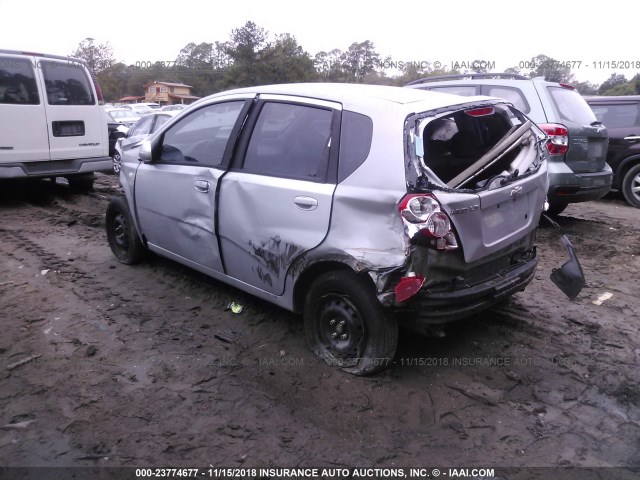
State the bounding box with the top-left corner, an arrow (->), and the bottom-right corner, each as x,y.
622,163 -> 640,208
304,270 -> 398,376
105,196 -> 146,264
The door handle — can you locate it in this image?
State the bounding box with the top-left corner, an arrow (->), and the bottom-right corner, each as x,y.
624,135 -> 640,142
194,180 -> 210,193
294,196 -> 318,210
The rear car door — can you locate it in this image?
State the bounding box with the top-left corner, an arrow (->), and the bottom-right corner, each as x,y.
218,96 -> 340,295
0,54 -> 49,163
39,58 -> 106,160
134,98 -> 250,273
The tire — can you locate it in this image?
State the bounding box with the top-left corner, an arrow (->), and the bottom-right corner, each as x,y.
112,152 -> 122,175
105,196 -> 145,264
546,201 -> 568,217
303,270 -> 398,376
67,173 -> 94,192
622,163 -> 640,208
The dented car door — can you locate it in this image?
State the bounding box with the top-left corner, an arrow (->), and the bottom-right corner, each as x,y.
134,99 -> 249,272
218,96 -> 340,295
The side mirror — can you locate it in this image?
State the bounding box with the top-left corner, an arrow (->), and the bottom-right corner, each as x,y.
139,139 -> 153,163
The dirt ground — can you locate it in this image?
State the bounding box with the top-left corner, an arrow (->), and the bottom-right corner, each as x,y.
1,173 -> 639,471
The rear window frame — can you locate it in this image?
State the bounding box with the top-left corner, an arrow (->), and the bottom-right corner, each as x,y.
40,59 -> 96,106
0,56 -> 40,105
547,86 -> 597,125
232,99 -> 341,184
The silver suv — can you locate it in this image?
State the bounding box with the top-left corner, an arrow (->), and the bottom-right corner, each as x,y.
407,74 -> 613,215
106,83 -> 551,375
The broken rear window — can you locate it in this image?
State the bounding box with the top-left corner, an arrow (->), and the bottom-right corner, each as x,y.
416,104 -> 543,191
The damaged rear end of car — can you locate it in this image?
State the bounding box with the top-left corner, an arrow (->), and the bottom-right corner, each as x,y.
394,100 -> 549,333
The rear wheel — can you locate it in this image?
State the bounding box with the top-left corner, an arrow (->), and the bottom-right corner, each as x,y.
621,163 -> 640,208
304,270 -> 398,376
105,196 -> 145,264
546,201 -> 568,216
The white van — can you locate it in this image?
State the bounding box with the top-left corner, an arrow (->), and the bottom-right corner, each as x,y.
0,49 -> 112,190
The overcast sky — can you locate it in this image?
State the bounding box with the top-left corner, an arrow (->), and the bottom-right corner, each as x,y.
1,0 -> 636,85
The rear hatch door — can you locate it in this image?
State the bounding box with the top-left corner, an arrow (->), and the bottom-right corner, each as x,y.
412,102 -> 548,263
546,85 -> 608,173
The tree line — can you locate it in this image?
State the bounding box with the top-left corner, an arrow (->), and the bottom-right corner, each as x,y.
71,22 -> 640,102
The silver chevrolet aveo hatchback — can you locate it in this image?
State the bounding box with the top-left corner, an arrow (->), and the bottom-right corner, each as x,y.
106,83 -> 551,375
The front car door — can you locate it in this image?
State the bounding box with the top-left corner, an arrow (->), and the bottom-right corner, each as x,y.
218,95 -> 341,295
134,97 -> 251,273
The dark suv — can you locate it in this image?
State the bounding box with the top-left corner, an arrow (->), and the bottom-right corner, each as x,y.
585,95 -> 640,207
407,74 -> 613,215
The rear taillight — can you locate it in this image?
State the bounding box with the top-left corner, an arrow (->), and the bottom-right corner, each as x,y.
539,123 -> 569,155
464,107 -> 495,117
398,194 -> 458,250
395,273 -> 425,303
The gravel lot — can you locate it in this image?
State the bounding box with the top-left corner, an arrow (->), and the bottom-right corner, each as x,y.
1,174 -> 639,472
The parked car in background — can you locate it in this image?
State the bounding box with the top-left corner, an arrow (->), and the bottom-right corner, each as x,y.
586,95 -> 640,207
407,74 -> 612,215
104,107 -> 141,127
106,83 -> 553,375
112,110 -> 177,174
119,103 -> 157,116
161,104 -> 189,112
0,49 -> 111,190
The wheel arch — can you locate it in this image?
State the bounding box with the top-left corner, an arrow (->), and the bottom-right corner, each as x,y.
292,260 -> 376,313
614,154 -> 640,189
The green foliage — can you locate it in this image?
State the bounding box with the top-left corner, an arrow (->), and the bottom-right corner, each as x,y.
85,28 -> 640,103
71,38 -> 115,74
598,73 -> 628,95
525,54 -> 574,83
573,81 -> 599,95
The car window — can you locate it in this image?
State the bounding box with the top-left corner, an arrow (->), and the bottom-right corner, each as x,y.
590,103 -> 640,129
0,56 -> 40,105
243,102 -> 333,181
40,60 -> 95,105
128,115 -> 154,137
547,86 -> 596,125
109,110 -> 136,120
160,101 -> 244,167
152,114 -> 172,132
338,111 -> 373,182
429,86 -> 477,96
485,86 -> 530,113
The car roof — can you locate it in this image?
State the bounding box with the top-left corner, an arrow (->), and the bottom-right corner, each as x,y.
207,83 -> 493,112
405,75 -> 563,88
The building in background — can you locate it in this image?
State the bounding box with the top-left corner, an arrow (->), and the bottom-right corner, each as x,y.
145,81 -> 199,105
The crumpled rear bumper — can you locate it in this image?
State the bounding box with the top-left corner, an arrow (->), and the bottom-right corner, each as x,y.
399,252 -> 538,326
